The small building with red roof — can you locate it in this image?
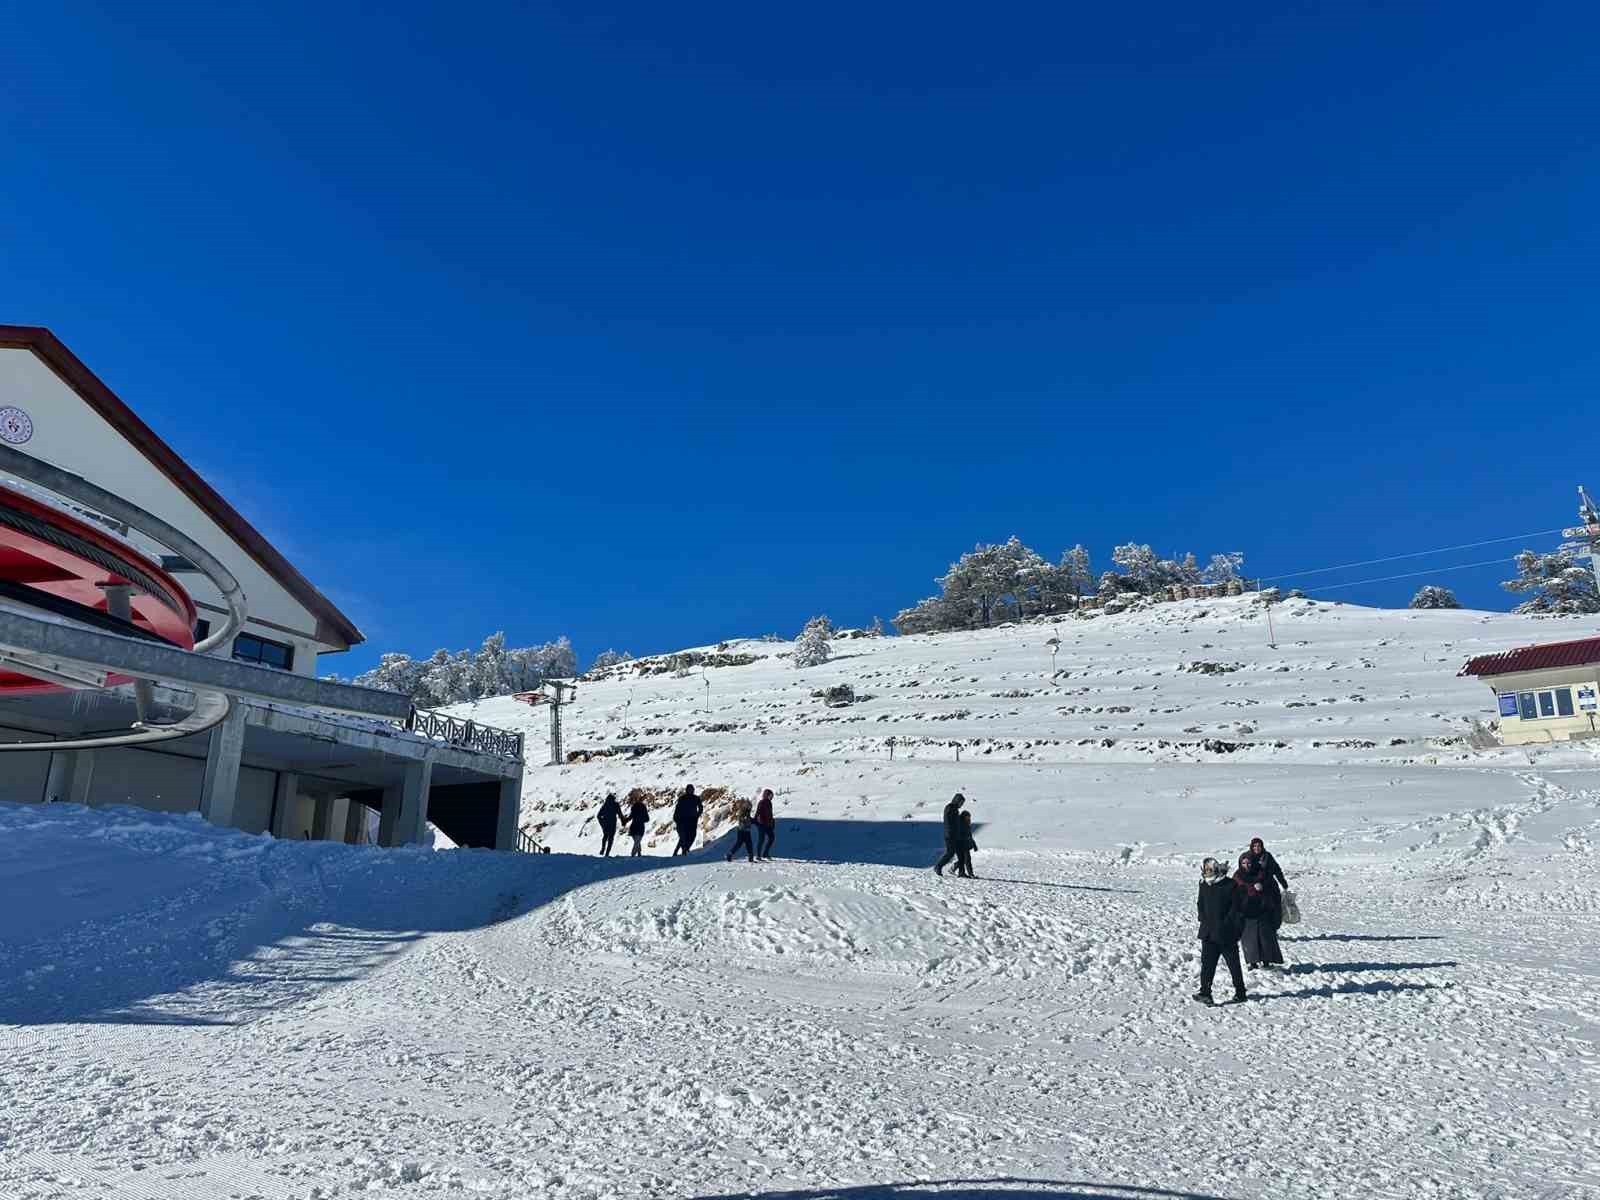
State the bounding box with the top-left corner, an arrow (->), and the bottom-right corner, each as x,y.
1459,636 -> 1600,744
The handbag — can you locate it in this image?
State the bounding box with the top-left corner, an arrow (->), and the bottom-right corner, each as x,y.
1281,889 -> 1302,925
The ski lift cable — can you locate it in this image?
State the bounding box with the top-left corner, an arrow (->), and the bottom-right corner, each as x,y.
1263,529 -> 1565,582
1297,555 -> 1523,594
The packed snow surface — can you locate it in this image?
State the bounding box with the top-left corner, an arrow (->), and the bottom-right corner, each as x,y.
5,597 -> 1600,1198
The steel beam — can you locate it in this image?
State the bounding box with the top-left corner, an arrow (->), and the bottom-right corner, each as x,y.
0,609 -> 410,719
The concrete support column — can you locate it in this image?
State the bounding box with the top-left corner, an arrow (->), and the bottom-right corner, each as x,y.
387,759 -> 433,847
311,793 -> 335,841
344,797 -> 368,844
377,782 -> 400,847
323,796 -> 348,843
45,750 -> 96,805
199,701 -> 248,828
494,775 -> 522,851
271,772 -> 299,839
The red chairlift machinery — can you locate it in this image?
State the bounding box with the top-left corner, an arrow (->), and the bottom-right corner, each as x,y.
512,679 -> 576,765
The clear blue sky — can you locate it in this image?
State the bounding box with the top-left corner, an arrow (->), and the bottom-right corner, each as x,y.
4,3 -> 1597,672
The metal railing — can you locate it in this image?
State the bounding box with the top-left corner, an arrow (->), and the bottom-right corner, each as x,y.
403,706 -> 526,762
517,828 -> 545,854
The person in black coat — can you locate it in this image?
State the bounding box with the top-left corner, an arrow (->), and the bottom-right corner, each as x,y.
955,810 -> 978,878
932,793 -> 967,876
1234,852 -> 1285,969
1195,856 -> 1247,1005
1248,837 -> 1289,924
671,785 -> 702,856
596,793 -> 622,857
624,796 -> 649,856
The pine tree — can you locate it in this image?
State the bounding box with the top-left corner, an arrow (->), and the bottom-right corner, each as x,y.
1204,552 -> 1245,585
1502,549 -> 1600,614
792,616 -> 834,668
1059,545 -> 1093,607
590,648 -> 634,672
1409,585 -> 1461,610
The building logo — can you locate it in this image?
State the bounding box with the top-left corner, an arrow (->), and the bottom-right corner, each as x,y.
0,407 -> 33,446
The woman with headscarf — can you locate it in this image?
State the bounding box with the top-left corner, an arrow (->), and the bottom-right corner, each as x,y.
1234,852 -> 1285,970
1248,837 -> 1289,920
1194,856 -> 1246,1005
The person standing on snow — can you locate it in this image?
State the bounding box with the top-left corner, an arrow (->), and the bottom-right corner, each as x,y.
933,793 -> 967,876
955,810 -> 978,878
726,796 -> 756,863
672,785 -> 702,857
1234,852 -> 1284,970
1248,837 -> 1290,925
596,793 -> 622,857
1194,856 -> 1247,1005
623,795 -> 650,856
754,788 -> 777,860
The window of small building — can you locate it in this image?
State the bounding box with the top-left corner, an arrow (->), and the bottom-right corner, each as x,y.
234,632 -> 294,671
1539,691 -> 1558,718
1557,688 -> 1575,717
1518,692 -> 1538,720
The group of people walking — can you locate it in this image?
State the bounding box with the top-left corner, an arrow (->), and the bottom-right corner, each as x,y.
932,793 -> 979,878
1195,837 -> 1292,1005
587,789 -> 1294,1013
589,784 -> 778,861
591,792 -> 652,857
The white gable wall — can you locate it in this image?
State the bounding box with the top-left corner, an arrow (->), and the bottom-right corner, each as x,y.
0,347 -> 335,675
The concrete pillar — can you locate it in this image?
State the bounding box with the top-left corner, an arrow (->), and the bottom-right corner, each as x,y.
324,796 -> 348,843
494,775 -> 522,851
343,796 -> 368,845
199,701 -> 248,828
377,782 -> 400,847
271,772 -> 299,839
386,759 -> 433,847
44,750 -> 97,805
311,794 -> 335,841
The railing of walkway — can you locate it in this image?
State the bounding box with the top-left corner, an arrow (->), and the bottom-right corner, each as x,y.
403,707 -> 526,762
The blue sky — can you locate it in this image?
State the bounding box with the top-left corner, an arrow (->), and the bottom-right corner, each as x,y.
3,2 -> 1597,672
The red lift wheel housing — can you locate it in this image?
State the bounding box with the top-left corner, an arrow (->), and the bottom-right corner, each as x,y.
0,483 -> 197,695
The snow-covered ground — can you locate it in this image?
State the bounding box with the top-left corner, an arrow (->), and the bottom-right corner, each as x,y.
5,597 -> 1600,1198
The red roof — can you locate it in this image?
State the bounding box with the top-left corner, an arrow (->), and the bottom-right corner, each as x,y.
1459,636 -> 1600,678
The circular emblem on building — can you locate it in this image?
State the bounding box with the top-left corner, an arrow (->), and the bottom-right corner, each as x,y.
0,407 -> 33,445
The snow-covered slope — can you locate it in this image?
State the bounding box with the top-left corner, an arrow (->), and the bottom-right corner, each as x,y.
459,595 -> 1600,867
5,597 -> 1600,1198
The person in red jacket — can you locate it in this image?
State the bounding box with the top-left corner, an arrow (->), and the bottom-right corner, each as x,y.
754,788 -> 777,860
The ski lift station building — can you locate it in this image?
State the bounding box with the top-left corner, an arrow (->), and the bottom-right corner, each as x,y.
0,326 -> 524,848
1460,636 -> 1600,744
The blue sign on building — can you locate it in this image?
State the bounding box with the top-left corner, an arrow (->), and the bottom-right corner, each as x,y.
1498,692 -> 1520,718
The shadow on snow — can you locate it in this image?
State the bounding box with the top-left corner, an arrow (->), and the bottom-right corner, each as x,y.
689,1179 -> 1236,1200
1281,933 -> 1445,944
4,814 -> 1151,1027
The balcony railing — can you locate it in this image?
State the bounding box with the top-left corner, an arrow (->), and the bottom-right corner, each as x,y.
403,706 -> 525,762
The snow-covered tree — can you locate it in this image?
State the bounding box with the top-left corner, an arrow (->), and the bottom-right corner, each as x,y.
1409,585 -> 1461,610
1502,549 -> 1600,614
1205,552 -> 1245,585
793,616 -> 834,668
893,594 -> 964,634
1058,545 -> 1093,607
353,633 -> 577,707
1111,543 -> 1162,590
589,648 -> 634,672
868,616 -> 885,637
352,651 -> 431,703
